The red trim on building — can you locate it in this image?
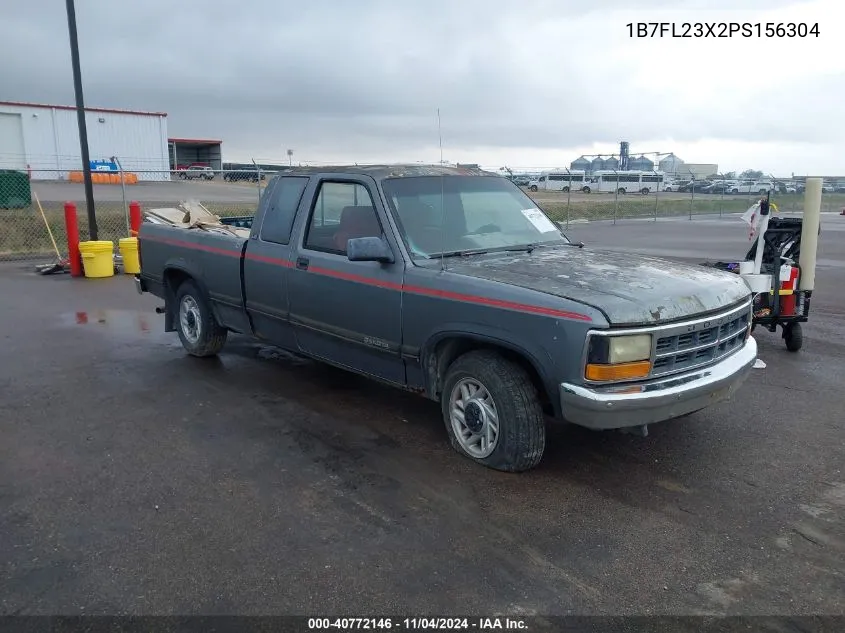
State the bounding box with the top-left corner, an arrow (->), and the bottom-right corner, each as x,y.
0,100 -> 167,117
168,137 -> 223,145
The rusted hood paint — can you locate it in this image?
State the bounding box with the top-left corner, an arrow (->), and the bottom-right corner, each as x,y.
440,247 -> 751,326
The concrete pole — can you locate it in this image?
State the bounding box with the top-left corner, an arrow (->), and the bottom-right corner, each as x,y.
798,177 -> 822,291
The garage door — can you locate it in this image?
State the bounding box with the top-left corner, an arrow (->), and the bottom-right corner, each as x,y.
0,113 -> 26,170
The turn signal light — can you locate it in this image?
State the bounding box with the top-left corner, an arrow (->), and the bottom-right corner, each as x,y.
586,361 -> 651,382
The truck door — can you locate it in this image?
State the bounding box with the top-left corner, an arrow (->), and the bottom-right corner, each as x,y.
242,175 -> 311,348
287,176 -> 405,385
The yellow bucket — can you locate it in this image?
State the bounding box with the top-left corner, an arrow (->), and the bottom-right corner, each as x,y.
78,240 -> 115,278
119,237 -> 140,274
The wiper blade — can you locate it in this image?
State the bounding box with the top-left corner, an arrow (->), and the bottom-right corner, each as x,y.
508,240 -> 581,253
431,249 -> 490,258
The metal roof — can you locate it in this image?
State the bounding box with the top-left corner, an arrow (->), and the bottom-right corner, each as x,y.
168,137 -> 223,145
0,100 -> 167,117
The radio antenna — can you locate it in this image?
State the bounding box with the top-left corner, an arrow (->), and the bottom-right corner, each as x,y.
437,108 -> 446,272
437,108 -> 443,164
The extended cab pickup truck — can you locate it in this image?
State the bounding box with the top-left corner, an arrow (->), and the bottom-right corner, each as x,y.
136,165 -> 758,472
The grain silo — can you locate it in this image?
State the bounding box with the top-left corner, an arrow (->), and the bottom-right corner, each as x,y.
591,157 -> 606,173
630,155 -> 655,172
658,153 -> 684,176
604,156 -> 619,171
570,156 -> 591,172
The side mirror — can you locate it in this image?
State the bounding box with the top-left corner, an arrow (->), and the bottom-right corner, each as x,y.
347,236 -> 395,263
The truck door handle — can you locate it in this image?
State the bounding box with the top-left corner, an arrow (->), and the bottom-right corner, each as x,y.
296,256 -> 309,270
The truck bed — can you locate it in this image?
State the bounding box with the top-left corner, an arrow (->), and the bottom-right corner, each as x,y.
138,221 -> 252,335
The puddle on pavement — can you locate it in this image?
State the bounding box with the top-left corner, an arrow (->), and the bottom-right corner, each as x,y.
59,309 -> 167,340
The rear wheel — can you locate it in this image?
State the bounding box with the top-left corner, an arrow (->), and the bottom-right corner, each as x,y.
441,350 -> 545,473
640,187 -> 650,195
783,322 -> 803,352
562,186 -> 570,193
174,280 -> 228,357
582,186 -> 591,193
617,188 -> 626,195
529,185 -> 538,192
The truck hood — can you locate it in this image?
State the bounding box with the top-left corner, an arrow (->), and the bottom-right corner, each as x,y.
440,246 -> 751,326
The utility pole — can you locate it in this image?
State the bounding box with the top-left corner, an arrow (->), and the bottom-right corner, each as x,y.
65,0 -> 97,239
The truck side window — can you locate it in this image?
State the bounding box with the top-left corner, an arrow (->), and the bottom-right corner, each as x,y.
259,176 -> 309,245
304,181 -> 382,254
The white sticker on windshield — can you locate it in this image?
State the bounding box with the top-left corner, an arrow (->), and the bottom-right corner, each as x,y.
521,208 -> 558,233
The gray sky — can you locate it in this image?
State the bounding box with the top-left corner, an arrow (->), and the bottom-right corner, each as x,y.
1,0 -> 842,174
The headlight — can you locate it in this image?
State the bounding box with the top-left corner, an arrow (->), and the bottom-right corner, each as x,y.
586,333 -> 653,382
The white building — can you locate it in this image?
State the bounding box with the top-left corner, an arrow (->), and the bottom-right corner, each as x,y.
657,154 -> 718,180
0,100 -> 170,181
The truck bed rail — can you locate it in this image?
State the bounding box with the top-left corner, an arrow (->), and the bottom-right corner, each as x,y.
219,216 -> 254,230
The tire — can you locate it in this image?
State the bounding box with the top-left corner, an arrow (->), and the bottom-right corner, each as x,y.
179,172 -> 187,180
174,280 -> 228,357
618,188 -> 626,195
562,186 -> 570,193
759,189 -> 767,195
582,186 -> 591,193
529,185 -> 538,192
440,350 -> 545,473
783,322 -> 802,352
731,189 -> 739,194
640,187 -> 650,195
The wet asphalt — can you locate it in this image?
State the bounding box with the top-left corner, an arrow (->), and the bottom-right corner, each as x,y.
1,215 -> 843,616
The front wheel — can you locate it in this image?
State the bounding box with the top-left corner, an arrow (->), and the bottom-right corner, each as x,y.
562,186 -> 570,193
582,186 -> 591,193
175,280 -> 228,357
617,188 -> 626,195
529,185 -> 538,192
783,322 -> 803,352
640,187 -> 650,195
731,189 -> 739,194
441,350 -> 545,473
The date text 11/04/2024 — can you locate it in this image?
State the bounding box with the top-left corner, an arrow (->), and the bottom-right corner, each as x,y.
307,618 -> 527,630
626,22 -> 820,38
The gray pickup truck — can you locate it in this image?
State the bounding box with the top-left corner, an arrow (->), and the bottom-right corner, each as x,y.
136,165 -> 758,472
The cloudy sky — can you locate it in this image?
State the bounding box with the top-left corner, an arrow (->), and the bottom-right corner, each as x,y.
1,0 -> 842,174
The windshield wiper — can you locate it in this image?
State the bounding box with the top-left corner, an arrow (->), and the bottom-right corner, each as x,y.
429,248 -> 490,258
506,240 -> 582,253
429,240 -> 581,259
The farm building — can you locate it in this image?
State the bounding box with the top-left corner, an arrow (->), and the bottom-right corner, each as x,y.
0,100 -> 170,181
679,163 -> 719,179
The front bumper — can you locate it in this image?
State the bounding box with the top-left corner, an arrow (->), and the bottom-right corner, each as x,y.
560,336 -> 758,430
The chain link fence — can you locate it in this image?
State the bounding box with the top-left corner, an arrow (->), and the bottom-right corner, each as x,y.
2,168 -> 843,261
0,167 -> 282,261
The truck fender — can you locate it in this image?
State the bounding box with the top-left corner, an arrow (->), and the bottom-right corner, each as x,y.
161,260 -> 219,333
419,325 -> 559,415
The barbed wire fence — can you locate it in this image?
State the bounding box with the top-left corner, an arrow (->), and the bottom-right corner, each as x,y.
1,158 -> 842,261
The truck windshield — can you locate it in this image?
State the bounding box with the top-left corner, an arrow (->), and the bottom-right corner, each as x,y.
381,176 -> 567,258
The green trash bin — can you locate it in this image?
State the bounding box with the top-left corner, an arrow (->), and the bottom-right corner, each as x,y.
0,170 -> 32,209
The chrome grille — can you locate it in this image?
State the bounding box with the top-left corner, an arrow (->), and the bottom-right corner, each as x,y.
651,304 -> 751,378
